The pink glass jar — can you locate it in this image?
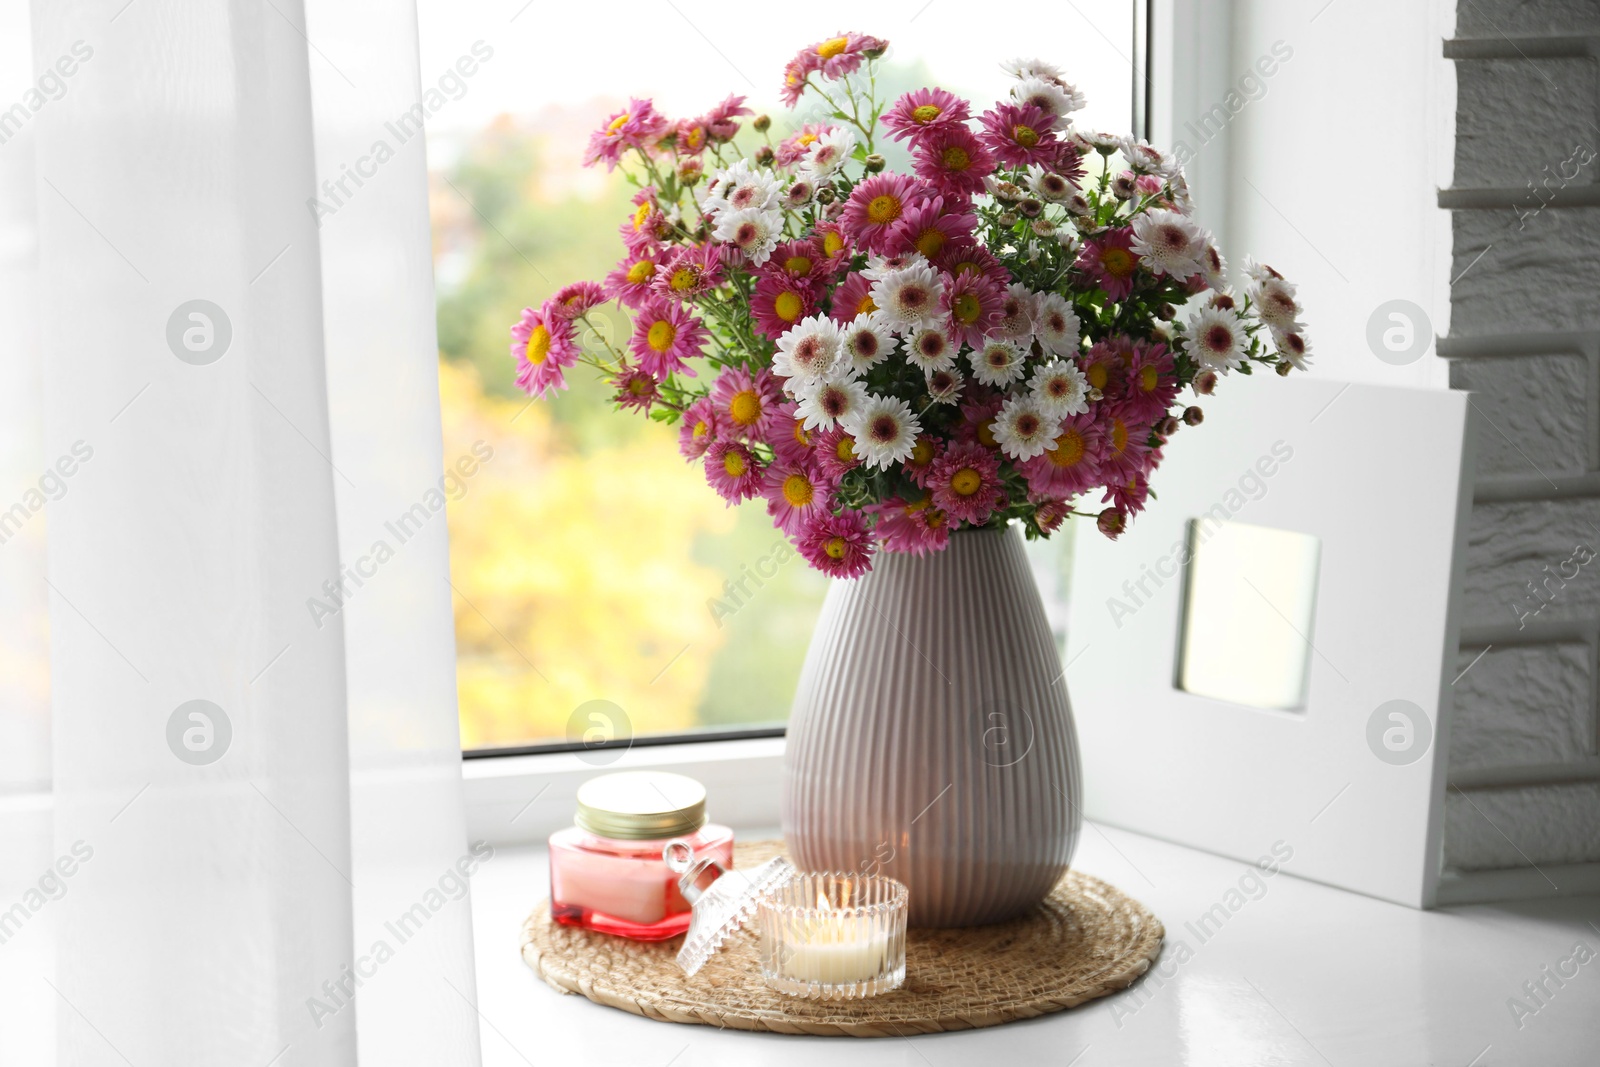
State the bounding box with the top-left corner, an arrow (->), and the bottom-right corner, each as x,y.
549,771 -> 733,941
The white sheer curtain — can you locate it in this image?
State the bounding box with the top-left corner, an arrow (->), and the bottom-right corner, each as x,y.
1,2 -> 481,1064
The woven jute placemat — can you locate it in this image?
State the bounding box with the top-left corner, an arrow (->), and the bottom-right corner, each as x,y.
521,839 -> 1164,1037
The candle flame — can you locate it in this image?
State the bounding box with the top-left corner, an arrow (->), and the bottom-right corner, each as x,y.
817,891 -> 830,911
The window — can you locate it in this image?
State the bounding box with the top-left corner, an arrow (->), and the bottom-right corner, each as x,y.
420,3 -> 1142,753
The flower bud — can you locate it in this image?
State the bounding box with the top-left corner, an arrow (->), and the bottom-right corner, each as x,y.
998,211 -> 1019,226
864,154 -> 886,173
1157,415 -> 1181,437
1030,218 -> 1056,236
1276,359 -> 1293,376
1019,198 -> 1043,218
753,114 -> 771,132
1157,303 -> 1176,321
816,187 -> 836,205
1182,405 -> 1204,426
754,145 -> 775,166
1097,508 -> 1126,539
1193,370 -> 1217,395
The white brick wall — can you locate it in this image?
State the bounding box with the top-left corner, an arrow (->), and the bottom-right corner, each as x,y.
1441,2 -> 1600,874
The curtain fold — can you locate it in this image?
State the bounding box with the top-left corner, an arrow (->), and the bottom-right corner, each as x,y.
2,1 -> 481,1063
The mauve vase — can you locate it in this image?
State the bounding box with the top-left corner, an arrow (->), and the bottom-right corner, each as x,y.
781,524 -> 1082,927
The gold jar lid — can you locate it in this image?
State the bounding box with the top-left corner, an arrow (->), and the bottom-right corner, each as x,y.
574,771 -> 708,841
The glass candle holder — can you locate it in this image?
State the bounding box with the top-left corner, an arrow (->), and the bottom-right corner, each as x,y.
758,872 -> 908,999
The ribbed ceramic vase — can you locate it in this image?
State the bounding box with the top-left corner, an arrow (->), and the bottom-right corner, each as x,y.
782,524 -> 1082,927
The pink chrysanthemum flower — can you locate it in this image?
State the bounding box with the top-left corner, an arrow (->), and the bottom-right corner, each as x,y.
828,271 -> 880,323
672,119 -> 709,156
935,238 -> 1013,291
887,198 -> 977,261
869,496 -> 951,557
678,397 -> 721,460
710,365 -> 782,443
941,270 -> 1006,350
928,441 -> 1004,526
629,297 -> 708,380
1099,409 -> 1154,481
770,401 -> 818,465
814,220 -> 853,269
913,125 -> 996,198
511,305 -> 578,398
763,458 -> 831,534
903,434 -> 943,489
775,123 -> 835,167
813,426 -> 863,480
1102,472 -> 1151,515
806,32 -> 887,80
796,509 -> 875,578
880,88 -> 972,143
765,238 -> 832,285
603,251 -> 661,309
1122,342 -> 1179,423
955,392 -> 1004,448
547,281 -> 607,321
1080,339 -> 1128,401
619,191 -> 675,252
704,440 -> 765,504
701,93 -> 751,142
653,244 -> 724,300
840,173 -> 925,255
610,364 -> 659,413
1020,413 -> 1106,499
751,273 -> 819,340
1032,497 -> 1071,534
1074,227 -> 1139,301
583,97 -> 669,171
978,102 -> 1059,167
780,55 -> 818,108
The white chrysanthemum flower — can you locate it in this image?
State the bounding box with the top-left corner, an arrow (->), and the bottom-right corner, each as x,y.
992,394 -> 1062,461
1185,305 -> 1248,373
713,207 -> 783,266
861,250 -> 929,282
1241,255 -> 1282,286
901,327 -> 957,374
870,262 -> 946,332
925,368 -> 964,407
772,315 -> 844,385
1011,76 -> 1084,117
1030,359 -> 1090,418
843,394 -> 922,470
1198,242 -> 1227,290
784,177 -> 816,209
970,338 -> 1027,387
1130,208 -> 1205,278
700,159 -> 781,218
1119,137 -> 1174,177
799,126 -> 857,180
839,316 -> 895,374
1032,292 -> 1082,356
994,282 -> 1036,341
1274,328 -> 1312,371
1251,277 -> 1301,331
1084,130 -> 1123,150
1002,57 -> 1066,82
794,375 -> 869,431
1025,164 -> 1075,202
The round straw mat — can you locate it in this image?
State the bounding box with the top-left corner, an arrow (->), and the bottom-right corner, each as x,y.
521,839 -> 1164,1037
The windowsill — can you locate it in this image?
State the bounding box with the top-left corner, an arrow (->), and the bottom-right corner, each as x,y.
469,821 -> 1600,1066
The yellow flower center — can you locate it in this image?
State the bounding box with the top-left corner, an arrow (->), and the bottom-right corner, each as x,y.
798,132 -> 819,148
953,260 -> 979,277
627,377 -> 650,396
782,474 -> 814,507
910,439 -> 935,467
670,268 -> 698,291
835,436 -> 856,461
911,104 -> 943,124
817,36 -> 850,59
1100,247 -> 1135,277
647,320 -> 677,353
692,419 -> 710,439
525,325 -> 551,366
942,146 -> 971,171
823,230 -> 845,257
633,202 -> 651,230
950,468 -> 982,496
1049,429 -> 1086,468
626,260 -> 656,284
866,194 -> 902,225
856,294 -> 878,316
914,228 -> 946,258
905,494 -> 931,513
607,113 -> 630,133
723,450 -> 747,477
977,418 -> 998,448
952,292 -> 982,324
1139,366 -> 1160,392
728,389 -> 762,426
1086,363 -> 1108,390
793,419 -> 811,447
684,127 -> 704,150
774,291 -> 804,322
824,536 -> 848,559
1111,418 -> 1129,455
1012,124 -> 1039,148
784,255 -> 814,275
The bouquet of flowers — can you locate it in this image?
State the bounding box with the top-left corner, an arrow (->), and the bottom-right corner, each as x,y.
510,32 -> 1309,577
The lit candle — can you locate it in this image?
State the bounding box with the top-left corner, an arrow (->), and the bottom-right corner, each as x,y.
759,874 -> 908,999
